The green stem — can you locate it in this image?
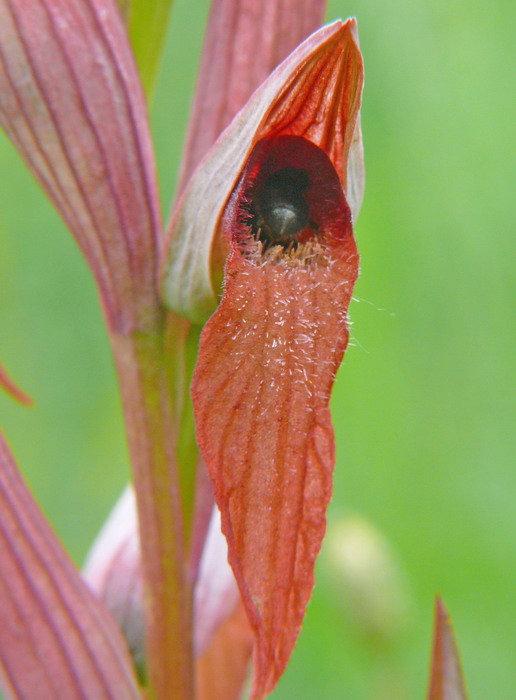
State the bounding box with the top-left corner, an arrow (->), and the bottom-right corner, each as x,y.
111,318 -> 194,700
166,318 -> 202,545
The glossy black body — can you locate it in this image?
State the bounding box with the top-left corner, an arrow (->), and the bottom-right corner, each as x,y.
251,167 -> 311,247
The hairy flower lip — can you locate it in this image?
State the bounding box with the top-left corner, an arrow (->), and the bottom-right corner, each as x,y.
191,148 -> 358,697
160,19 -> 364,325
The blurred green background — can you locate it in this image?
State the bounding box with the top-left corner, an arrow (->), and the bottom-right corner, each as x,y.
0,0 -> 514,698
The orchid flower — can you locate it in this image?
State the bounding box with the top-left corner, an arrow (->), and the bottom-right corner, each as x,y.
163,21 -> 364,697
0,0 -> 471,698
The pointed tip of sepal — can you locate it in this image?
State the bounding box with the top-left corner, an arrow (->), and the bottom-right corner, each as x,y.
427,596 -> 469,700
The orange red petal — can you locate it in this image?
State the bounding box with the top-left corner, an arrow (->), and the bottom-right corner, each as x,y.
192,134 -> 359,697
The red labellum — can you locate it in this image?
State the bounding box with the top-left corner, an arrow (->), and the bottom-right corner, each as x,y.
192,135 -> 358,697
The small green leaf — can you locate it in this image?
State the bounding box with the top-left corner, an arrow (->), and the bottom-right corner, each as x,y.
120,0 -> 174,101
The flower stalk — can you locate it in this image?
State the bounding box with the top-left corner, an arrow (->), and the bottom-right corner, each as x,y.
111,324 -> 194,699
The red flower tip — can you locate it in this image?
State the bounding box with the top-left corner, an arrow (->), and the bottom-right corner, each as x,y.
161,20 -> 364,325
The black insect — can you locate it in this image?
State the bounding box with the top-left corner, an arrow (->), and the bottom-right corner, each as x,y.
250,167 -> 314,249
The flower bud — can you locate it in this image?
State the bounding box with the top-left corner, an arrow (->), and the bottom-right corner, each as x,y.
83,487 -> 241,673
325,514 -> 412,643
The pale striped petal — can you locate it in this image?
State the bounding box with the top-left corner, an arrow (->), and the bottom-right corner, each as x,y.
0,433 -> 140,699
0,0 -> 162,331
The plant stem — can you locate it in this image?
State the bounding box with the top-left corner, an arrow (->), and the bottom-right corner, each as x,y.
111,318 -> 194,700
